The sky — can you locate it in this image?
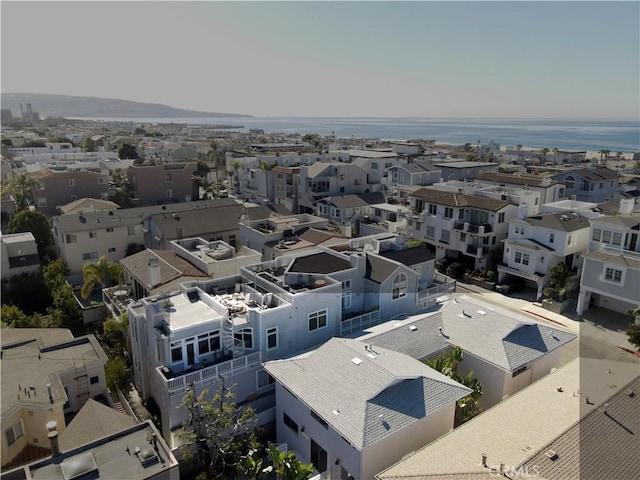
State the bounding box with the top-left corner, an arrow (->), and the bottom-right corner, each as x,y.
1,1 -> 639,119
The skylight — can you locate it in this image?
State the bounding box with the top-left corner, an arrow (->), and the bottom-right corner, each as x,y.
351,357 -> 363,365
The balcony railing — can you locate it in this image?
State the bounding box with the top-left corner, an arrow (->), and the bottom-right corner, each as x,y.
416,280 -> 456,303
158,351 -> 262,397
341,310 -> 381,336
497,264 -> 546,282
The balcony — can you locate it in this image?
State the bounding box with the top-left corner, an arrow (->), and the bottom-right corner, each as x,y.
497,263 -> 546,282
416,279 -> 456,304
340,309 -> 381,336
158,351 -> 262,398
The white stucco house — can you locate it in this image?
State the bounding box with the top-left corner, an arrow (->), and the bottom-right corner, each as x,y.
264,337 -> 471,480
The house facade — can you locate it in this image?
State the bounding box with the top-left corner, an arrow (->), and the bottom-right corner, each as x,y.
577,212 -> 640,315
0,232 -> 40,280
552,168 -> 621,203
499,212 -> 591,298
127,159 -> 198,206
297,163 -> 371,213
473,172 -> 565,206
407,188 -> 517,270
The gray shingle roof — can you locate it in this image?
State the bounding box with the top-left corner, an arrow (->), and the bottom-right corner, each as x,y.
364,296 -> 576,372
409,189 -> 510,212
523,212 -> 591,232
264,338 -> 470,450
474,172 -> 557,187
119,249 -> 208,287
321,192 -> 386,209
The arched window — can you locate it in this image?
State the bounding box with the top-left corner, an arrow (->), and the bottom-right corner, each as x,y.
564,175 -> 575,190
392,273 -> 407,299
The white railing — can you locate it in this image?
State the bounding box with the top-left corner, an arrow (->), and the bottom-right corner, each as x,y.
416,281 -> 456,303
497,264 -> 544,282
341,310 -> 381,336
159,351 -> 262,397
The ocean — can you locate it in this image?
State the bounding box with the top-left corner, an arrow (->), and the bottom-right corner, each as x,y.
73,117 -> 640,153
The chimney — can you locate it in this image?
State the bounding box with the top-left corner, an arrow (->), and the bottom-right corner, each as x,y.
148,257 -> 161,287
46,421 -> 60,457
619,197 -> 633,214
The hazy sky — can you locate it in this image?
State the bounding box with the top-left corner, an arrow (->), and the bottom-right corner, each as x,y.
2,1 -> 638,118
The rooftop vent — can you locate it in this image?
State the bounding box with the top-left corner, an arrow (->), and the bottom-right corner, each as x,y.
477,310 -> 487,315
409,325 -> 418,332
545,449 -> 558,460
136,445 -> 159,467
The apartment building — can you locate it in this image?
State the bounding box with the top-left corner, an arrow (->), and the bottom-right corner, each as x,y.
127,159 -> 197,206
30,167 -> 109,217
1,329 -> 108,468
272,165 -> 299,212
0,232 -> 40,280
408,188 -> 517,270
499,212 -> 591,298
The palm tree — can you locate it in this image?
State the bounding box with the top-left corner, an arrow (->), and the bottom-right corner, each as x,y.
231,159 -> 242,193
1,172 -> 37,210
540,147 -> 550,163
599,149 -> 610,161
81,256 -> 123,299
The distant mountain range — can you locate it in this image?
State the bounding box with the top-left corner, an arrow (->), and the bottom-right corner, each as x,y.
0,93 -> 251,119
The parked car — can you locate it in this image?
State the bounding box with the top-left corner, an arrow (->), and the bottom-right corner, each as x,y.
436,257 -> 456,274
446,262 -> 466,279
496,276 -> 526,294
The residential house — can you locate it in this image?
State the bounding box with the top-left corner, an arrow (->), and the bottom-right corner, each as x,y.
0,232 -> 40,280
0,329 -> 108,469
360,295 -> 576,410
377,357 -> 639,480
57,197 -> 120,215
126,236 -> 452,447
1,419 -> 179,480
499,212 -> 591,298
272,166 -> 300,212
408,188 -> 517,270
552,167 -> 621,203
297,163 -> 371,214
29,167 -> 110,217
576,211 -> 640,315
359,203 -> 411,237
383,163 -> 441,200
473,172 -> 565,206
315,192 -> 386,236
127,159 -> 198,206
428,160 -> 499,182
264,338 -> 471,480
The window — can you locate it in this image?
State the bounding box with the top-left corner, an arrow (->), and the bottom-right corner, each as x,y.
311,410 -> 328,429
392,273 -> 407,299
567,235 -> 572,245
512,365 -> 530,377
127,226 -> 137,235
101,193 -> 110,200
564,176 -> 575,190
514,226 -> 525,235
89,231 -> 97,238
257,369 -> 275,390
234,328 -> 253,349
444,207 -> 454,219
612,232 -> 622,246
5,420 -> 24,447
37,197 -> 47,207
283,412 -> 298,434
65,234 -> 77,244
441,229 -> 450,243
339,187 -> 345,193
428,204 -> 437,215
372,162 -> 378,169
98,177 -> 107,184
308,310 -> 327,331
602,230 -> 611,243
354,179 -> 361,185
106,227 -> 114,232
171,341 -> 183,363
89,376 -> 99,385
165,174 -> 172,181
459,209 -> 465,220
198,331 -> 221,355
108,247 -> 116,253
592,228 -> 602,241
165,189 -> 173,199
228,234 -> 236,247
342,291 -> 351,309
514,251 -> 530,265
70,195 -> 78,202
604,267 -> 623,284
82,252 -> 99,260
426,225 -> 435,239
599,182 -> 603,190
498,212 -> 505,223
310,439 -> 328,473
559,188 -> 565,198
37,182 -> 45,191
460,232 -> 466,242
549,233 -> 555,244
267,327 -> 278,350
69,179 -> 76,187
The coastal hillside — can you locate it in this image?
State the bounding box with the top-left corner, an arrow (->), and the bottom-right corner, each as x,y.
0,93 -> 251,119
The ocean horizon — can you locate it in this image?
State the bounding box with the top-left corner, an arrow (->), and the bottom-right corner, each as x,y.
70,116 -> 640,153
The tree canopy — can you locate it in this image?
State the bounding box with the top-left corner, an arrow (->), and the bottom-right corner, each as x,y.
118,143 -> 138,160
7,209 -> 53,257
1,172 -> 37,210
80,256 -> 123,299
